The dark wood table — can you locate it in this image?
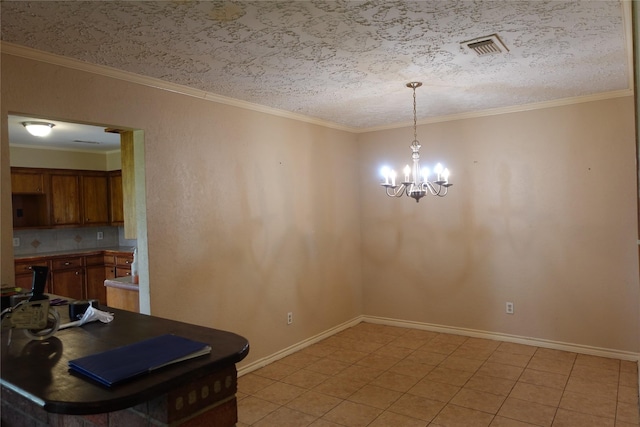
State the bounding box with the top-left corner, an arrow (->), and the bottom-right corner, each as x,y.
0,301 -> 249,427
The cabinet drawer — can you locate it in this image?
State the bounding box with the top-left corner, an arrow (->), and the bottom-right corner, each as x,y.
85,255 -> 104,266
14,260 -> 49,274
52,257 -> 84,270
116,267 -> 132,278
116,255 -> 133,266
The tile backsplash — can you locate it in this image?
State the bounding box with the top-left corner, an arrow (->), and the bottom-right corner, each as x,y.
13,226 -> 136,256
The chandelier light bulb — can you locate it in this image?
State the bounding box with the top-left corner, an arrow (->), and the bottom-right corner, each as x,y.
389,169 -> 397,187
380,166 -> 391,185
422,167 -> 430,181
403,165 -> 411,182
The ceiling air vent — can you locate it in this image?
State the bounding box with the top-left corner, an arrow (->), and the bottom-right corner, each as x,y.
461,34 -> 509,56
73,139 -> 101,145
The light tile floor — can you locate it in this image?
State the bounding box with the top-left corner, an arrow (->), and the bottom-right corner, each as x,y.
237,322 -> 640,426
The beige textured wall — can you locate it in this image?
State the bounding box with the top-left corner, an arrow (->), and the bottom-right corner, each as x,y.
0,54 -> 363,364
359,96 -> 639,353
1,52 -> 638,361
9,145 -> 110,170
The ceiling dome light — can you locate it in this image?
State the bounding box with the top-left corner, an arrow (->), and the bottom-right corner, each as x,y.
22,121 -> 55,137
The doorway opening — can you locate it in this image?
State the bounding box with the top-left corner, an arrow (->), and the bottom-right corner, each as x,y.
8,114 -> 150,314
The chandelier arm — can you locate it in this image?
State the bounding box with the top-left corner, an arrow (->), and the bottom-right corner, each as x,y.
384,184 -> 407,198
438,185 -> 449,197
425,181 -> 438,195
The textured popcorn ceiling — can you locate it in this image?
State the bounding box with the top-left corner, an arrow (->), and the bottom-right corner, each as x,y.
0,0 -> 631,130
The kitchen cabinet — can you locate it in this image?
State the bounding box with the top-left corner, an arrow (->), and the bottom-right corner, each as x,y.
14,259 -> 50,291
11,170 -> 46,194
82,174 -> 109,225
105,254 -> 133,279
11,168 -> 49,228
109,170 -> 124,225
85,255 -> 107,302
50,173 -> 82,226
105,282 -> 139,312
11,194 -> 49,228
14,251 -> 132,303
11,167 -> 123,229
51,256 -> 85,300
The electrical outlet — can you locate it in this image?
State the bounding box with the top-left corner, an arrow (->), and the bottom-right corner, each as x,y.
12,238 -> 20,247
287,312 -> 293,325
506,302 -> 514,314
97,231 -> 104,240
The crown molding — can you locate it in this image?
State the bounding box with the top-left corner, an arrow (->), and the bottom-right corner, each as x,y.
0,42 -> 355,133
2,41 -> 633,135
363,89 -> 634,133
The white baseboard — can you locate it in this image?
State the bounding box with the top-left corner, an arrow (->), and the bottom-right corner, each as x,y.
238,315 -> 364,377
363,315 -> 640,362
238,315 -> 640,380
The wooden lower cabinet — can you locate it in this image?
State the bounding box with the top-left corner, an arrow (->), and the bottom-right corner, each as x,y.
51,268 -> 85,300
105,286 -> 139,313
85,255 -> 107,303
14,260 -> 50,291
14,251 -> 132,304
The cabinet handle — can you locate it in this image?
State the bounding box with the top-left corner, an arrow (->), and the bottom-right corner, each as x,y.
75,271 -> 80,275
27,266 -> 33,270
64,262 -> 71,266
125,260 -> 130,264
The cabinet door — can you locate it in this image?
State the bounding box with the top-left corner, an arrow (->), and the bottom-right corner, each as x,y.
86,265 -> 107,303
82,175 -> 109,225
109,171 -> 124,225
51,269 -> 85,300
50,174 -> 81,225
14,260 -> 51,292
11,171 -> 45,194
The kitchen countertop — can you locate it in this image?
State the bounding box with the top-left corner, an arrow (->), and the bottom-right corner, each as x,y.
14,247 -> 135,261
104,276 -> 138,291
0,300 -> 250,415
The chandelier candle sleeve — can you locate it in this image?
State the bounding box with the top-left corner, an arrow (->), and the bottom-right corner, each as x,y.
380,82 -> 452,202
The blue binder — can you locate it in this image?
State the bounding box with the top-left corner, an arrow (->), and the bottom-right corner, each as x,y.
68,334 -> 211,387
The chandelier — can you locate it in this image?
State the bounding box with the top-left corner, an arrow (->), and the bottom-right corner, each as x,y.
380,82 -> 452,202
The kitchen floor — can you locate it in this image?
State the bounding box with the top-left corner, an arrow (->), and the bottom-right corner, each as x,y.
236,322 -> 639,426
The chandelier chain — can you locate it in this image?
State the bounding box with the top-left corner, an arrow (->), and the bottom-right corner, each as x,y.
412,85 -> 417,145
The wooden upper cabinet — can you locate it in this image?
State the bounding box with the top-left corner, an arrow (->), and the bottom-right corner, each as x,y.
11,170 -> 46,194
50,173 -> 81,226
109,171 -> 124,225
12,167 -> 122,229
82,174 -> 109,225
